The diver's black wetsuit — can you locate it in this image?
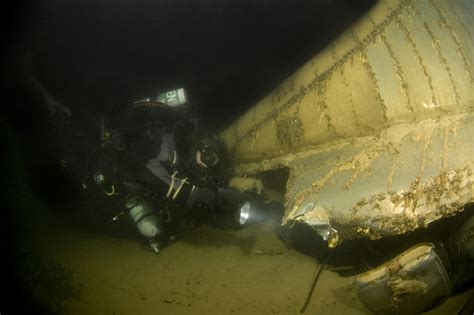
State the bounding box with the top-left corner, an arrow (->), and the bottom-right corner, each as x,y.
118,104 -> 231,238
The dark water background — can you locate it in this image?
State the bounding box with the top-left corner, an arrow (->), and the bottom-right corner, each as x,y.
5,0 -> 374,128
3,0 -> 375,211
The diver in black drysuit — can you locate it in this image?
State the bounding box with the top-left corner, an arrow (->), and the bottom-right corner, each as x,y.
115,102 -> 251,253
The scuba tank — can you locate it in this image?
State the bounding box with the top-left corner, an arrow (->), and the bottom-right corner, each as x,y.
126,196 -> 163,254
157,88 -> 187,107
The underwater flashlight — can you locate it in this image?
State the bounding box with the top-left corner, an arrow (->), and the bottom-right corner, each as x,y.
237,200 -> 268,226
239,201 -> 251,225
216,188 -> 282,227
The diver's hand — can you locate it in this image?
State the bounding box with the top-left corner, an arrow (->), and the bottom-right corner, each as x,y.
228,176 -> 264,195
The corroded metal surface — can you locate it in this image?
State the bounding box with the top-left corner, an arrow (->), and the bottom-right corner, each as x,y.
221,0 -> 474,246
285,113 -> 473,245
355,243 -> 451,313
222,0 -> 473,161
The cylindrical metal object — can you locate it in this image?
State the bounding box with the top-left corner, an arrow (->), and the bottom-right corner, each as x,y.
127,197 -> 162,239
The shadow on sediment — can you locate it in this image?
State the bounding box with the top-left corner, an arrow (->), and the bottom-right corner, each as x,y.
176,226 -> 257,255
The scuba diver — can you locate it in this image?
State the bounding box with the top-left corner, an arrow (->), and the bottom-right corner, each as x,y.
94,88 -> 282,253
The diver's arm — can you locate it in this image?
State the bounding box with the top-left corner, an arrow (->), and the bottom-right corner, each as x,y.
145,133 -> 209,209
